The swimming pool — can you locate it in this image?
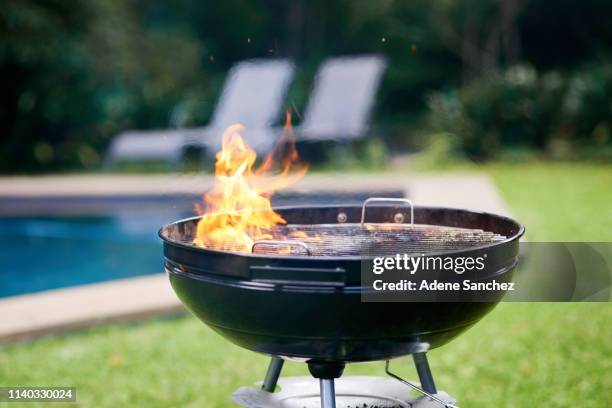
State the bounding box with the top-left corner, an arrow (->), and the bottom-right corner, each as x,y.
0,190 -> 403,298
0,210 -> 184,298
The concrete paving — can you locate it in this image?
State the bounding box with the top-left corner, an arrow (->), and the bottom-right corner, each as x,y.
0,172 -> 511,342
0,275 -> 182,342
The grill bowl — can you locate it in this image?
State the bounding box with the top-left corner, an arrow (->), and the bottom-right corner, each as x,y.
160,204 -> 523,362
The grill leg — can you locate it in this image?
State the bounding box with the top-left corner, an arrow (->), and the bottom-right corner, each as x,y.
412,352 -> 437,394
261,356 -> 284,392
319,379 -> 336,408
307,361 -> 345,408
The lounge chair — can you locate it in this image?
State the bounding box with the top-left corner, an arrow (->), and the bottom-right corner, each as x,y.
104,59 -> 295,167
297,55 -> 386,143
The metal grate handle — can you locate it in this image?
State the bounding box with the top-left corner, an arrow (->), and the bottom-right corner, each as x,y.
360,197 -> 414,225
252,240 -> 311,255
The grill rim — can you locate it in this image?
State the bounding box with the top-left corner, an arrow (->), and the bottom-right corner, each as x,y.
158,204 -> 525,261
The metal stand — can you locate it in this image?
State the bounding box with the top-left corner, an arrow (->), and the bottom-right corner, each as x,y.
319,379 -> 336,408
232,375 -> 457,407
385,354 -> 458,408
307,361 -> 345,408
261,356 -> 284,392
240,355 -> 456,408
413,352 -> 437,394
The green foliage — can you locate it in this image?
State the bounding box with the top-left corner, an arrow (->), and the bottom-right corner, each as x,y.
3,0 -> 612,172
313,137 -> 389,172
0,0 -> 210,173
426,63 -> 612,160
561,63 -> 612,147
412,132 -> 467,168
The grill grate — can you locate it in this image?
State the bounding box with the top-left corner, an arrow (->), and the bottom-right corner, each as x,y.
252,223 -> 507,256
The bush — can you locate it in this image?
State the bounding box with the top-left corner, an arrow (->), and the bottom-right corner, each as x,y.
413,132 -> 467,168
561,63 -> 612,146
0,1 -> 211,173
426,63 -> 612,160
310,137 -> 389,171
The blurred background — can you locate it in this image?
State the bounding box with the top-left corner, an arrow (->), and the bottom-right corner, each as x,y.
2,0 -> 611,173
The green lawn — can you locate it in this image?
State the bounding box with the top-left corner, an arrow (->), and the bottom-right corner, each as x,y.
486,162 -> 612,241
1,162 -> 611,407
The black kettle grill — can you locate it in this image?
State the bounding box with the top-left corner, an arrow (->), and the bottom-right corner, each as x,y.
159,198 -> 524,407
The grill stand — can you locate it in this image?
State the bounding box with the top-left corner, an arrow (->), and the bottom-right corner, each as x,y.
261,356 -> 284,392
319,379 -> 336,408
413,352 -> 437,394
385,357 -> 459,408
308,361 -> 346,408
235,355 -> 457,408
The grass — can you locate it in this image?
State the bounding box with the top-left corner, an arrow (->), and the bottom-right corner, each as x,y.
486,162 -> 612,241
1,161 -> 611,407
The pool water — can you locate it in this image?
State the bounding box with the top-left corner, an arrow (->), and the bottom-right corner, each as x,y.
0,211 -> 184,298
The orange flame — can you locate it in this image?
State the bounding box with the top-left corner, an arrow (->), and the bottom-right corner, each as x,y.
193,113 -> 307,252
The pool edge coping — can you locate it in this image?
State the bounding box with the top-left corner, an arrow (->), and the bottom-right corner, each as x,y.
0,273 -> 184,343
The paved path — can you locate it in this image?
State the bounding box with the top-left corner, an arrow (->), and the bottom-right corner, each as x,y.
0,275 -> 181,342
0,173 -> 511,215
0,172 -> 511,342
